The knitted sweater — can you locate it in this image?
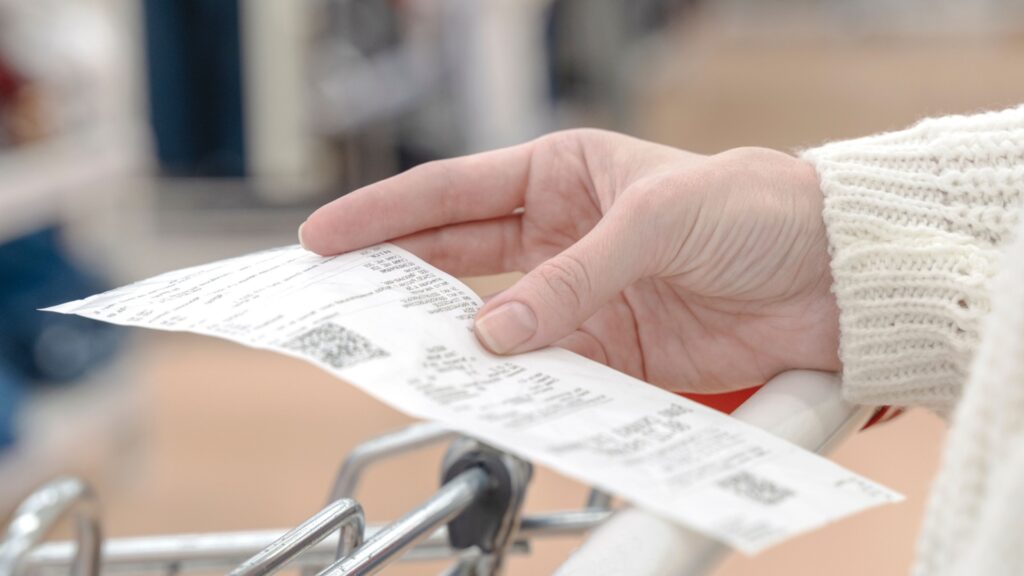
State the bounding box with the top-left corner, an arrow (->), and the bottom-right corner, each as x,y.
803,106 -> 1024,575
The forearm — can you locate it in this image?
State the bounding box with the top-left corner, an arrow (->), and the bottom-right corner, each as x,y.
802,105 -> 1024,414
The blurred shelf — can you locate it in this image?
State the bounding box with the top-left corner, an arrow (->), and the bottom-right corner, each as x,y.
0,127 -> 146,244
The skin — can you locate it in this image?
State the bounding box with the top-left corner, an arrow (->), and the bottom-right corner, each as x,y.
299,129 -> 841,394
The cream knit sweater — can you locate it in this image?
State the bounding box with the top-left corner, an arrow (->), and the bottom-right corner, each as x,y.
803,106 -> 1024,575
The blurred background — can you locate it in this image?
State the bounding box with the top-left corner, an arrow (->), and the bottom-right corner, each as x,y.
3,0 -> 1024,574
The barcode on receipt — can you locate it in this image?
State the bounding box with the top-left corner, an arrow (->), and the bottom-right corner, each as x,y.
282,323 -> 389,369
717,471 -> 795,506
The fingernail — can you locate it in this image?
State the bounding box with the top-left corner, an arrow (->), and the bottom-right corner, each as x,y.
475,301 -> 537,353
298,221 -> 309,250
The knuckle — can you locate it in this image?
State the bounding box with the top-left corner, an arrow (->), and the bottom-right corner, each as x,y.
536,128 -> 598,156
618,182 -> 676,232
534,128 -> 612,156
532,130 -> 578,158
536,254 -> 593,312
620,183 -> 666,215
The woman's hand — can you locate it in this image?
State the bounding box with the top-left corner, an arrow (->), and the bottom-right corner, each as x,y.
299,129 -> 840,394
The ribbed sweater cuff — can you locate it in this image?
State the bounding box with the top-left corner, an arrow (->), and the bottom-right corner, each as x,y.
802,107 -> 1024,414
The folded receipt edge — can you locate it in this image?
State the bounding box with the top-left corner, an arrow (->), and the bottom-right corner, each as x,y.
42,243 -> 904,554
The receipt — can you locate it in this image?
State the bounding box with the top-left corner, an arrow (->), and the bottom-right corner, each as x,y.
46,244 -> 901,553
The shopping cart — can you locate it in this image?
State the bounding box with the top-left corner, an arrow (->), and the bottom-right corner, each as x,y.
0,370 -> 875,576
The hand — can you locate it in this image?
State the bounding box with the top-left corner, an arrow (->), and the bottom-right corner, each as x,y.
299,129 -> 840,393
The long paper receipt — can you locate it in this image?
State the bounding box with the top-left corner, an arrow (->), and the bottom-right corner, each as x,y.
46,244 -> 901,553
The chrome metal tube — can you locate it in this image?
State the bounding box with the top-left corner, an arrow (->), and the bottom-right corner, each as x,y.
329,422 -> 454,501
315,423 -> 455,576
229,499 -> 364,576
0,477 -> 101,576
317,467 -> 489,576
23,506 -> 607,574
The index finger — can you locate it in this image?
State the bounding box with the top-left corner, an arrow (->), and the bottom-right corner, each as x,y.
299,141 -> 535,255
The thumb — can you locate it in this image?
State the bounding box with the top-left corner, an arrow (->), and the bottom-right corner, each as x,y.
473,213 -> 647,354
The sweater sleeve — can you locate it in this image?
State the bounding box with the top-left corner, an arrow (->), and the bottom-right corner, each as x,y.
801,106 -> 1024,414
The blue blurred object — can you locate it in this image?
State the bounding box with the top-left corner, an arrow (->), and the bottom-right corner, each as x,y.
144,0 -> 246,177
0,227 -> 123,386
0,362 -> 22,450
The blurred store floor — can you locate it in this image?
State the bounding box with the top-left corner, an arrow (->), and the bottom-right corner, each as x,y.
20,8 -> 1024,575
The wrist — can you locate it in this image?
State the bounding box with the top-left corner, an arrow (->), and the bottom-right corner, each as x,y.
785,156 -> 842,374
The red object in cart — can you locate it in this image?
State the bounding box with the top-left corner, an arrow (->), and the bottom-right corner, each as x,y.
681,386 -> 902,429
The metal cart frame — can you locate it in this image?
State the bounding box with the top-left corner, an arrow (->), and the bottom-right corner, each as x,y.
1,370 -> 870,576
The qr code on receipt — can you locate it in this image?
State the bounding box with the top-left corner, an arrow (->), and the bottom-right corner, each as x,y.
282,323 -> 388,369
716,471 -> 794,506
